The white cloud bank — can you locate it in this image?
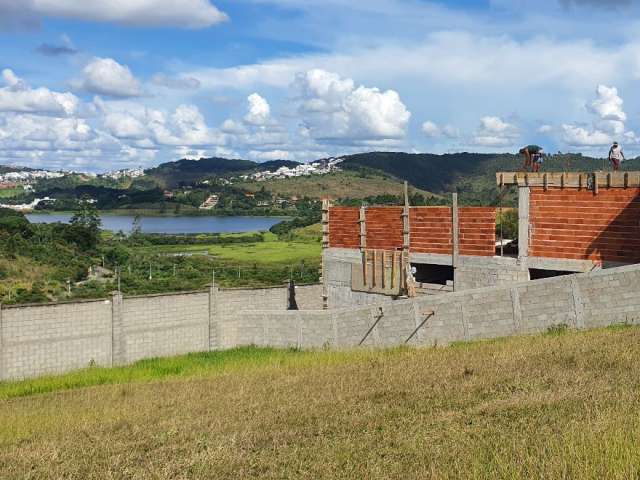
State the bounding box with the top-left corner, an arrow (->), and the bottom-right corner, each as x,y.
0,69 -> 78,116
0,0 -> 228,29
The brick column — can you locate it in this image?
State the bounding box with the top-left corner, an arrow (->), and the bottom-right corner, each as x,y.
111,292 -> 125,366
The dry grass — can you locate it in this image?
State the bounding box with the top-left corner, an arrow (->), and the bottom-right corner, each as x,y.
2,325 -> 640,479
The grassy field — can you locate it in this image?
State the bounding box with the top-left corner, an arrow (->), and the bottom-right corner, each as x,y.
238,171 -> 437,200
0,187 -> 22,198
2,325 -> 640,478
135,232 -> 321,265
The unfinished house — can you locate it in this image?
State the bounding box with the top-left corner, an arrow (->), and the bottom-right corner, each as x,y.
322,172 -> 640,309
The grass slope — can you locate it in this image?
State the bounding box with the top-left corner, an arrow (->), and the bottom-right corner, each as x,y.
237,171 -> 437,200
2,325 -> 640,478
133,232 -> 321,265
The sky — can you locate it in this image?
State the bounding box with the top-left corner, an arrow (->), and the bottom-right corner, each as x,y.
1,0 -> 639,172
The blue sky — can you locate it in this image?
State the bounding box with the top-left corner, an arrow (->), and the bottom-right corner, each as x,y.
0,0 -> 639,171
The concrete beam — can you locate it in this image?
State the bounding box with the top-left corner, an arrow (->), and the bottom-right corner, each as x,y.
452,193 -> 459,269
497,171 -> 640,189
518,186 -> 530,263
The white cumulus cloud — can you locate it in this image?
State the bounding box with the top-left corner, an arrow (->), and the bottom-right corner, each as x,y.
75,58 -> 142,98
244,93 -> 271,126
0,69 -> 79,116
293,69 -> 410,144
561,84 -> 634,147
422,120 -> 459,139
473,116 -> 519,146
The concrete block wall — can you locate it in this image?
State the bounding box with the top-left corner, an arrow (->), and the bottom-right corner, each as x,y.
0,283 -> 320,380
3,265 -> 640,381
295,284 -> 324,310
121,292 -> 210,364
324,248 -> 396,308
454,262 -> 529,291
0,300 -> 112,380
217,263 -> 640,351
215,286 -> 288,315
530,187 -> 640,263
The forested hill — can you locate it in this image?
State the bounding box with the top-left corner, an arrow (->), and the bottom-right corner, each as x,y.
145,157 -> 301,188
339,152 -> 640,202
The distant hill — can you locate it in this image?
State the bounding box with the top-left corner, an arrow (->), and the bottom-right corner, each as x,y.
339,152 -> 640,205
238,170 -> 438,201
145,157 -> 301,188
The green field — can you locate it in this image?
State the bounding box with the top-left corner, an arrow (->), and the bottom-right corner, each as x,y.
2,325 -> 640,478
0,187 -> 22,198
135,232 -> 321,265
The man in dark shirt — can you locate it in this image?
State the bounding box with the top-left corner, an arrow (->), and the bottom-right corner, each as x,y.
519,145 -> 544,171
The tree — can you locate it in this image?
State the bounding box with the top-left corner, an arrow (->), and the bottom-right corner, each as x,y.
68,201 -> 102,251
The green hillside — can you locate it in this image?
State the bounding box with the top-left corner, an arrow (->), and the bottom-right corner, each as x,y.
145,157 -> 301,188
238,170 -> 438,201
340,152 -> 640,205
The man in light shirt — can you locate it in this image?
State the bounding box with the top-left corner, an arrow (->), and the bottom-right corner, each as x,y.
608,141 -> 625,171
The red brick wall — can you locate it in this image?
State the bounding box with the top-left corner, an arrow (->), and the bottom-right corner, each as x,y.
365,207 -> 404,250
328,207 -> 359,249
530,187 -> 640,263
328,206 -> 497,257
459,207 -> 496,257
409,207 -> 452,254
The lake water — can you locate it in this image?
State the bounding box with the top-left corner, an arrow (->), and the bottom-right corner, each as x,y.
26,214 -> 284,234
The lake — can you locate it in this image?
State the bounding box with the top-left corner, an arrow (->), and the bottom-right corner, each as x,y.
26,214 -> 285,234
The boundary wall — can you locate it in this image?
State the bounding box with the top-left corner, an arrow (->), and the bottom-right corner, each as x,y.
3,265 -> 640,380
218,263 -> 640,349
0,284 -> 321,380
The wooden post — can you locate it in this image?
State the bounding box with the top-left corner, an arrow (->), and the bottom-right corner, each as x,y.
372,250 -> 378,288
452,193 -> 459,269
391,251 -> 397,290
359,206 -> 367,287
321,198 -> 331,309
402,181 -> 411,293
593,172 -> 599,195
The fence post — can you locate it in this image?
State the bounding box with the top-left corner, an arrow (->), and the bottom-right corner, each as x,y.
321,198 -> 331,309
111,291 -> 125,366
208,283 -> 218,350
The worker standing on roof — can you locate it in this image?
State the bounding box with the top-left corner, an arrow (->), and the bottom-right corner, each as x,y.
519,145 -> 544,172
608,141 -> 625,171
